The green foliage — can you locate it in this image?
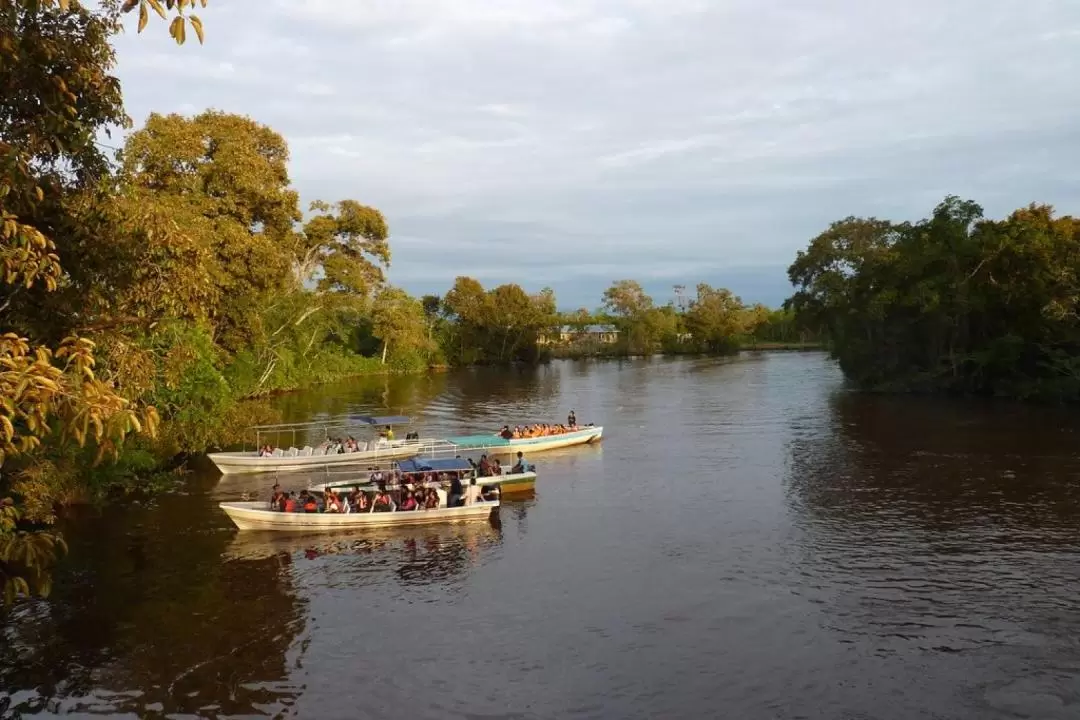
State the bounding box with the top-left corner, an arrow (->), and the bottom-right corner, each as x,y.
301,200 -> 390,297
441,277 -> 557,365
787,195 -> 1080,400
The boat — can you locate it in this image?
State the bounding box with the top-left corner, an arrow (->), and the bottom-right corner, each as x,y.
310,456 -> 539,496
208,415 -> 440,475
444,424 -> 603,456
218,499 -> 499,531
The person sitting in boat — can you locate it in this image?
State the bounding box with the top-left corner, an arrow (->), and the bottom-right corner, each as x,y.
463,477 -> 482,506
270,484 -> 284,509
282,492 -> 297,512
385,425 -> 395,441
348,488 -> 370,513
512,451 -> 530,473
499,425 -> 513,440
373,484 -> 394,512
478,454 -> 491,477
324,489 -> 342,513
401,489 -> 422,511
491,458 -> 503,475
423,487 -> 439,509
301,491 -> 319,513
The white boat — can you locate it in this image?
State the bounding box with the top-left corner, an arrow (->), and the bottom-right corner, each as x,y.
219,499 -> 499,531
444,424 -> 603,456
208,415 -> 440,475
311,457 -> 539,495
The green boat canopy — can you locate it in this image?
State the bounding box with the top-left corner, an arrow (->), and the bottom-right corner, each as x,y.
446,435 -> 511,448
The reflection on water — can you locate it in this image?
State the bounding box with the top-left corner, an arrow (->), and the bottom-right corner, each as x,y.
0,495 -> 306,718
223,521 -> 505,589
5,354 -> 1080,719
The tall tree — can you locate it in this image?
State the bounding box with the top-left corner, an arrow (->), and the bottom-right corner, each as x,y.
370,287 -> 436,371
118,111 -> 299,350
684,284 -> 748,353
298,200 -> 390,297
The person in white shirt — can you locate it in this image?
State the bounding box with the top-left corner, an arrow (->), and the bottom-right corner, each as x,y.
463,477 -> 482,506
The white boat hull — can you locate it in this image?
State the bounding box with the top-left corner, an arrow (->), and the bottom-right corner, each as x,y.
495,426 -> 603,455
208,439 -> 436,475
219,501 -> 499,531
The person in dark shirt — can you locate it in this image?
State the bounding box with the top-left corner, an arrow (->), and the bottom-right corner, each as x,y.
449,473 -> 464,507
568,410 -> 577,427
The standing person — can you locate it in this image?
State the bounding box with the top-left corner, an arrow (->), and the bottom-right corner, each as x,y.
449,473 -> 464,508
463,477 -> 482,506
385,425 -> 395,441
568,409 -> 577,427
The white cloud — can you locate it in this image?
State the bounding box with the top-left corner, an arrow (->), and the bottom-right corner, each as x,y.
110,0 -> 1080,307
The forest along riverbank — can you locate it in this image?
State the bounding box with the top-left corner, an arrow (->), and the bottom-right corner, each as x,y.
3,353 -> 1080,720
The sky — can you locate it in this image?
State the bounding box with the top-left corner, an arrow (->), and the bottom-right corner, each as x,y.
110,0 -> 1080,309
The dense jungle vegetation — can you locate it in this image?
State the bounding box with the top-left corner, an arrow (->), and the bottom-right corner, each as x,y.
786,195 -> 1080,402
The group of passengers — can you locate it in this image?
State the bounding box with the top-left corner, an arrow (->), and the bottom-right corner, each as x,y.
267,471 -> 492,514
469,452 -> 531,475
498,410 -> 587,440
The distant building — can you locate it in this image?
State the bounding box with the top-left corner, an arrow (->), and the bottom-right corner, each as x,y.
540,324 -> 620,345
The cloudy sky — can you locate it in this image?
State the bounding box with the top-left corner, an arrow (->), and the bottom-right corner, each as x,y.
111,0 -> 1080,309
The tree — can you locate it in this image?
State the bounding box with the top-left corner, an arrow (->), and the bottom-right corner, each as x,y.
370,287 -> 436,372
0,0 -> 190,605
602,279 -> 654,319
787,195 -> 1080,400
118,111 -> 299,350
441,277 -> 557,365
684,284 -> 748,353
298,200 -> 390,297
601,280 -> 662,354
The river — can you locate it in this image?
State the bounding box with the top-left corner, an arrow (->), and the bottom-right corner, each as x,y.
2,352 -> 1080,719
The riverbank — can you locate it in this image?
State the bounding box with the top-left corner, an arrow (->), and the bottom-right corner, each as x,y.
548,340 -> 823,359
740,341 -> 824,351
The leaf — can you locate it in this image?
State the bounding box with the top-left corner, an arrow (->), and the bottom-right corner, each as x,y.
138,2 -> 148,32
147,0 -> 168,20
169,15 -> 185,44
189,14 -> 204,44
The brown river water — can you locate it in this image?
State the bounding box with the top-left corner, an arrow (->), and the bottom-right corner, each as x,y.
2,352 -> 1080,719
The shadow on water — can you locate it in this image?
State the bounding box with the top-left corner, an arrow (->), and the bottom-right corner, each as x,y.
222,520 -> 505,589
0,491 -> 306,718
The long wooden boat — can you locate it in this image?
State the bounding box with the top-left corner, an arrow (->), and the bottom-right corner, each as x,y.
444,424 -> 602,456
208,415 -> 440,475
219,499 -> 499,531
311,457 -> 538,496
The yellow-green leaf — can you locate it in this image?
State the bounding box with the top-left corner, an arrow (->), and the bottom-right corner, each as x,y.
189,14 -> 204,44
169,15 -> 185,44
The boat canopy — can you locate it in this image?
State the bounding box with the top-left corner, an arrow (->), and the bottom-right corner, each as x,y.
398,457 -> 473,473
445,434 -> 512,449
351,415 -> 412,426
248,414 -> 412,432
